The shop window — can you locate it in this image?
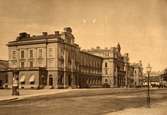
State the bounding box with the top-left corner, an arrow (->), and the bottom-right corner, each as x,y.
30,81 -> 35,85
21,81 -> 25,85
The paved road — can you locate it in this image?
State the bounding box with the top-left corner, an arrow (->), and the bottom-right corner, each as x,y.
0,88 -> 167,115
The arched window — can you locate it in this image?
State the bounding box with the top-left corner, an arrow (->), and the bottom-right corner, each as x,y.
29,74 -> 35,85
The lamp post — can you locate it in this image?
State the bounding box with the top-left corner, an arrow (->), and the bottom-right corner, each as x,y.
12,68 -> 19,96
146,64 -> 152,108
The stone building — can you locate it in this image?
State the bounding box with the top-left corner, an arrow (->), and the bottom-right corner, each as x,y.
124,62 -> 144,88
131,61 -> 143,87
7,27 -> 143,89
7,27 -> 102,89
123,53 -> 130,87
87,45 -> 144,88
160,69 -> 167,87
87,43 -> 126,87
0,60 -> 8,88
127,65 -> 135,87
79,51 -> 102,88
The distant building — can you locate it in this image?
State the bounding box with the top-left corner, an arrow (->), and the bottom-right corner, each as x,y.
143,71 -> 161,87
87,44 -> 127,88
126,65 -> 135,87
131,61 -> 143,87
0,60 -> 8,88
160,69 -> 167,87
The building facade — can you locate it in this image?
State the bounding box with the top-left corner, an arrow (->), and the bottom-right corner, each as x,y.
87,44 -> 126,87
131,61 -> 143,87
0,60 -> 8,88
7,27 -> 102,89
143,71 -> 162,87
7,27 -> 143,89
160,69 -> 167,87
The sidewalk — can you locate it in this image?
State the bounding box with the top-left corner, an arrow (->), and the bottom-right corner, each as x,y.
0,89 -> 73,102
105,101 -> 167,115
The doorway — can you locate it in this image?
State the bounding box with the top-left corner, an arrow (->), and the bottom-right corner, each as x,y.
49,75 -> 53,86
68,75 -> 72,86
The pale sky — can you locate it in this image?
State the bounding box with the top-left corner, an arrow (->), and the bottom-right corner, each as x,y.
0,0 -> 167,71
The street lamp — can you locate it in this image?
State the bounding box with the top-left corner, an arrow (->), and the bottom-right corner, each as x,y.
12,70 -> 20,96
146,64 -> 152,108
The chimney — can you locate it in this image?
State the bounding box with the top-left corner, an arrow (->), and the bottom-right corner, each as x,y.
139,60 -> 142,66
64,27 -> 72,33
124,53 -> 129,57
96,46 -> 100,49
54,31 -> 60,36
105,47 -> 108,50
19,32 -> 28,38
27,34 -> 30,38
42,32 -> 48,36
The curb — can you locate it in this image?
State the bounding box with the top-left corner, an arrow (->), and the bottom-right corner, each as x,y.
0,97 -> 18,103
0,90 -> 72,103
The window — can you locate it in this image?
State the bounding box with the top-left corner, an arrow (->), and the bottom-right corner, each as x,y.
21,82 -> 25,85
49,48 -> 53,57
12,51 -> 16,59
20,75 -> 25,85
59,48 -> 64,57
68,56 -> 71,65
30,50 -> 33,58
60,59 -> 64,67
21,50 -> 24,59
30,81 -> 35,85
30,61 -> 33,68
38,60 -> 42,66
105,69 -> 108,75
39,49 -> 42,58
21,62 -> 25,68
29,75 -> 35,84
105,62 -> 107,67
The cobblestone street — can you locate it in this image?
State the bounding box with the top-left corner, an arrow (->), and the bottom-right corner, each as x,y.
0,88 -> 167,115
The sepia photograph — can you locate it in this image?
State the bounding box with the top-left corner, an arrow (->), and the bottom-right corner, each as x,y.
0,0 -> 167,115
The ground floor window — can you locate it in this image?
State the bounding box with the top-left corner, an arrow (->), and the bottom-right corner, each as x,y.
30,81 -> 35,85
21,81 -> 25,85
29,75 -> 35,85
20,75 -> 26,85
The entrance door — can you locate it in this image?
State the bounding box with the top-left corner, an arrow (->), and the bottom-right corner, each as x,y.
68,75 -> 71,86
0,80 -> 2,87
49,77 -> 53,86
